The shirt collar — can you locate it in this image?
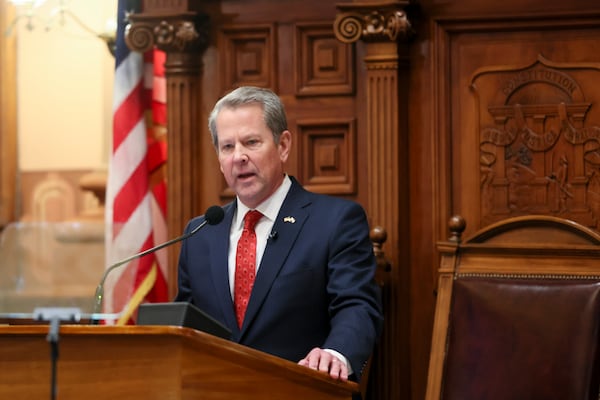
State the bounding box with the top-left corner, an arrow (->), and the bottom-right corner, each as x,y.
234,175 -> 292,229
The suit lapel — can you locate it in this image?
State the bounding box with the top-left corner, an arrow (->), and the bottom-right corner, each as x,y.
208,203 -> 240,334
240,180 -> 311,334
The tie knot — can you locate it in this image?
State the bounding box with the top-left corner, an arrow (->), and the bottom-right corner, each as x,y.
243,210 -> 263,230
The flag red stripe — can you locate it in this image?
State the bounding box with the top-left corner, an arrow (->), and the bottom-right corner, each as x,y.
153,50 -> 165,75
147,140 -> 167,173
131,233 -> 168,311
113,160 -> 149,224
152,180 -> 167,217
145,267 -> 168,303
133,234 -> 155,278
152,101 -> 167,125
113,81 -> 145,151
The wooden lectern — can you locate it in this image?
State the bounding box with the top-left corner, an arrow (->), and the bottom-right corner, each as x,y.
0,325 -> 359,399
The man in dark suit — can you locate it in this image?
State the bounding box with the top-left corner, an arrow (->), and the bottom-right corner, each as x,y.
175,86 -> 383,384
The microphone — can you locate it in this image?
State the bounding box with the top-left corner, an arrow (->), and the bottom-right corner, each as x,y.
92,205 -> 225,319
268,231 -> 278,241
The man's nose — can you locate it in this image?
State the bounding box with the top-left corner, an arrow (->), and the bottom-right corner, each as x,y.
233,145 -> 248,162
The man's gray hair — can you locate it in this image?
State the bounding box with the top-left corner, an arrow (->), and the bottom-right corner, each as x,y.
208,86 -> 288,148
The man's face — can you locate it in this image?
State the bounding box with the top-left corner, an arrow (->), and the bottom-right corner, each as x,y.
216,103 -> 291,209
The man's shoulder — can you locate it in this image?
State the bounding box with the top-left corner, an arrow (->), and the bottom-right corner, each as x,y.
286,177 -> 368,220
299,189 -> 367,220
290,176 -> 358,203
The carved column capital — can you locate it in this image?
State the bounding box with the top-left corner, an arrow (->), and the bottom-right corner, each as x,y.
125,12 -> 209,54
334,1 -> 413,44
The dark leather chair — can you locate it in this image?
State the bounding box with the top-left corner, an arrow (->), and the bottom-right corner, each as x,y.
425,215 -> 600,400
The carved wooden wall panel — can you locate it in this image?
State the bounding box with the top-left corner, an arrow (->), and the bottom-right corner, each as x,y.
219,25 -> 276,90
295,23 -> 354,96
444,18 -> 600,236
407,6 -> 600,400
214,17 -> 360,202
296,118 -> 356,194
474,56 -> 600,229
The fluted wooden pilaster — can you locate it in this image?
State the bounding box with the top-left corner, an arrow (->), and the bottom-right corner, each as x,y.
126,3 -> 210,296
334,2 -> 412,399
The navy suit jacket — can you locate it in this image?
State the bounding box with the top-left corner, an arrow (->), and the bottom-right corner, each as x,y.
175,177 -> 383,379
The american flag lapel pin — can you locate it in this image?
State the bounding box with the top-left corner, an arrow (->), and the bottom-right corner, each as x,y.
283,216 -> 296,224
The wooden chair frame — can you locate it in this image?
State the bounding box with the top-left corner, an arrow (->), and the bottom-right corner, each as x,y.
425,215 -> 600,400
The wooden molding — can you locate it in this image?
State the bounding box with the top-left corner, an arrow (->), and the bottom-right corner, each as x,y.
0,0 -> 18,227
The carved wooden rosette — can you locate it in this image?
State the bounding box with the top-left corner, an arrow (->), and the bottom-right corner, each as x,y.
334,3 -> 412,44
125,12 -> 210,293
334,2 -> 412,400
126,13 -> 209,63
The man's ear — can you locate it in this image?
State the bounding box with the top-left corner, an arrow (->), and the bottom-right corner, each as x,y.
278,130 -> 292,162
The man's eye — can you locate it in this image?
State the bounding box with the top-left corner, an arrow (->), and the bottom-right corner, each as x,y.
220,144 -> 233,152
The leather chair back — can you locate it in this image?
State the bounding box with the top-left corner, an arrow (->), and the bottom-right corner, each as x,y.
425,215 -> 600,400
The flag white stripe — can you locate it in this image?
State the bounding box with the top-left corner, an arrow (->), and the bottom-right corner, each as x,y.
108,193 -> 153,265
110,119 -> 147,192
113,53 -> 143,113
150,194 -> 168,278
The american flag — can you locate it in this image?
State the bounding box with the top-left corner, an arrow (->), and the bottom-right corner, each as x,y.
104,0 -> 168,324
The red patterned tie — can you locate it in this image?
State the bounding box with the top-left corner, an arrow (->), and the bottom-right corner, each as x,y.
234,210 -> 263,328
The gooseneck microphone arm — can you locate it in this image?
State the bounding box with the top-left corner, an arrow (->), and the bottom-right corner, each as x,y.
92,205 -> 225,319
